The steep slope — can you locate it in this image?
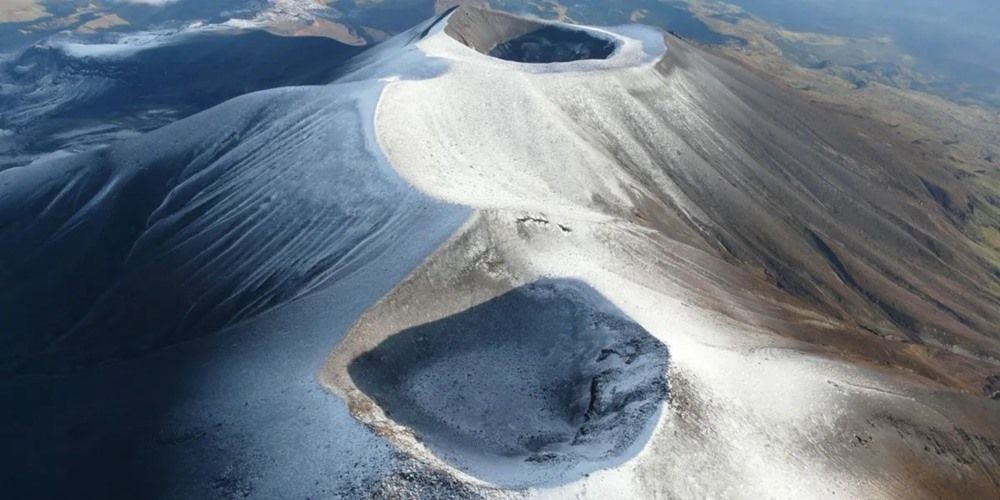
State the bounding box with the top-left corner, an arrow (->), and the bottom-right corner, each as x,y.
0,31 -> 464,370
325,6 -> 1000,498
0,14 -> 473,498
377,6 -> 1000,393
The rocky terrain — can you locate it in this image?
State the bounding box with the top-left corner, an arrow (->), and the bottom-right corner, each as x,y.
0,5 -> 997,499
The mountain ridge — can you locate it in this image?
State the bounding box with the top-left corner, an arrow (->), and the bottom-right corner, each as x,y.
0,6 -> 997,498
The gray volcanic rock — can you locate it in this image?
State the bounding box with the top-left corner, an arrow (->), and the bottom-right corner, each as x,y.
350,280 -> 667,486
443,6 -> 544,55
489,26 -> 617,63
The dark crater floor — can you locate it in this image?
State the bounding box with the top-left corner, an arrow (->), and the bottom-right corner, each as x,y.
442,6 -> 616,64
349,279 -> 668,486
488,26 -> 616,63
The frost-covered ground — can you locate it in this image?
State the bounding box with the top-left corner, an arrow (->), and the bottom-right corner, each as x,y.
0,27 -> 365,169
0,14 -> 470,497
1,6 -> 998,499
329,7 -> 1000,498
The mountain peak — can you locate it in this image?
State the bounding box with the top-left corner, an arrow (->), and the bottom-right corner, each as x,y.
2,5 -> 998,499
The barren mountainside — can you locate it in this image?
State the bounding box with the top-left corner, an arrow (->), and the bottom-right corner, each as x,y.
0,6 -> 997,499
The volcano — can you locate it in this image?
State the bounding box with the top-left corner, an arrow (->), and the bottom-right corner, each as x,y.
1,6 -> 998,499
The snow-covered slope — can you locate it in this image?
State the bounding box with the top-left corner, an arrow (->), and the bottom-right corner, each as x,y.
0,29 -> 365,168
0,16 -> 466,367
380,8 -> 999,358
1,6 -> 998,499
326,6 -> 1000,498
0,14 -> 473,498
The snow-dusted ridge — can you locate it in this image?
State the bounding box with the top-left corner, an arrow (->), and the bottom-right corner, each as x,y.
326,6 -> 1000,498
0,14 -> 466,363
0,12 -> 476,498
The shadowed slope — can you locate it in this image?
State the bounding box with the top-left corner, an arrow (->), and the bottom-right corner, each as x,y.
0,81 -> 463,370
0,15 -> 472,499
443,6 -> 544,56
0,30 -> 366,168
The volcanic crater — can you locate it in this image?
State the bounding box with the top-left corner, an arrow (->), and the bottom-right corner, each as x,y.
348,280 -> 668,485
443,6 -> 617,63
